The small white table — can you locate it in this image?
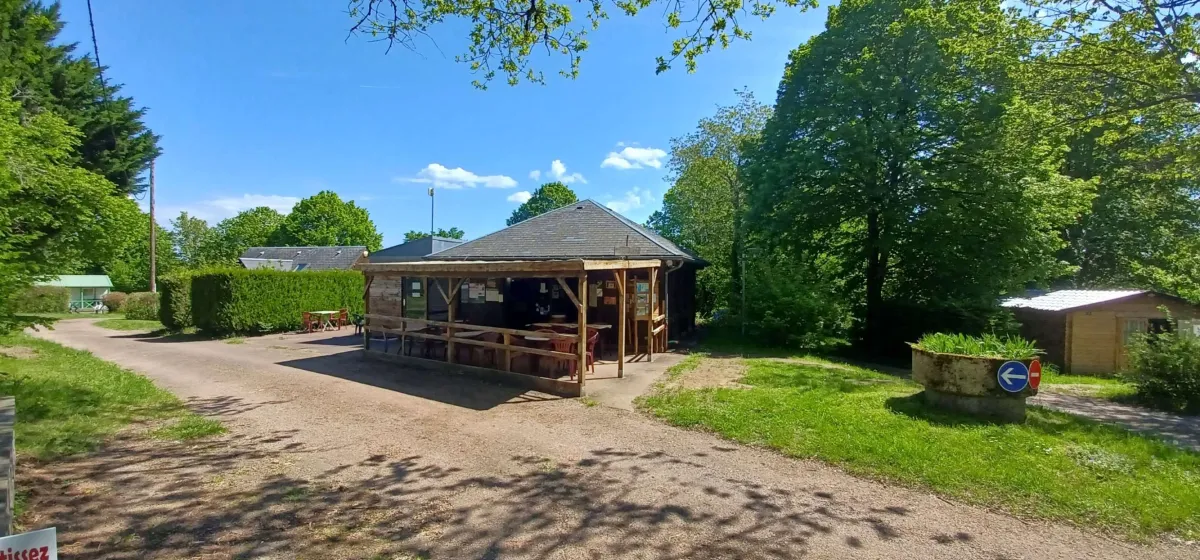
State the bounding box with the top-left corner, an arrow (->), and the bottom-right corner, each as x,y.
311,310 -> 338,331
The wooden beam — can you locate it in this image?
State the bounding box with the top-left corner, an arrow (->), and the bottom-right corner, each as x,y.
363,274 -> 374,350
577,270 -> 587,386
364,314 -> 576,339
356,258 -> 669,275
555,276 -> 581,310
447,277 -> 457,364
503,333 -> 512,372
436,279 -> 451,303
422,277 -> 429,318
582,259 -> 664,271
647,267 -> 657,361
365,327 -> 576,360
449,277 -> 467,300
614,269 -> 625,378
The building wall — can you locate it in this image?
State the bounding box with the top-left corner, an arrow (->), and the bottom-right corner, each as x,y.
1011,308 -> 1066,368
367,274 -> 404,317
1067,295 -> 1200,374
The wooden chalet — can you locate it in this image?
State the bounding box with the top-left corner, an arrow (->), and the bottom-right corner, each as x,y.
357,200 -> 702,396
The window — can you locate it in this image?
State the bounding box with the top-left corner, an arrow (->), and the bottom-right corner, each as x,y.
1122,318 -> 1148,345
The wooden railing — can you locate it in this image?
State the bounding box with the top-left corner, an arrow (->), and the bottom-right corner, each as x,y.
363,314 -> 580,373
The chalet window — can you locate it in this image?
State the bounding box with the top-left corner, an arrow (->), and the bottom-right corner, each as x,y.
1122,318 -> 1148,345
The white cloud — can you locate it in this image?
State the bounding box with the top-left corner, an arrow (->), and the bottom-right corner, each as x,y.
507,190 -> 532,203
400,163 -> 517,189
605,187 -> 649,214
529,159 -> 586,184
601,146 -> 667,170
151,193 -> 301,223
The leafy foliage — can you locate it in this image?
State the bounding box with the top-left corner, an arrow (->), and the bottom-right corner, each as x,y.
157,272 -> 194,330
12,286 -> 68,313
404,227 -> 466,242
208,207 -> 287,264
0,94 -> 132,332
170,212 -> 217,268
190,269 -> 364,335
0,0 -> 159,195
268,191 -> 383,251
506,182 -> 578,225
743,0 -> 1093,352
124,292 -> 160,321
914,333 -> 1040,360
101,291 -> 127,313
347,0 -> 817,88
100,203 -> 180,293
1125,328 -> 1200,414
648,89 -> 771,316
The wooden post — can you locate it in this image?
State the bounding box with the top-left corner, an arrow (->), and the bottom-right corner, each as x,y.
577,271 -> 587,388
647,267 -> 657,362
613,269 -> 626,378
504,332 -> 512,371
362,274 -> 374,351
446,277 -> 457,364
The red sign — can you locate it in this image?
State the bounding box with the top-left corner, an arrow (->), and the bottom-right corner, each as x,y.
1028,359 -> 1042,390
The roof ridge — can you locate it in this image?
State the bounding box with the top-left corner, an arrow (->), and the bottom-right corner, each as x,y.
587,199 -> 679,255
433,198 -> 590,254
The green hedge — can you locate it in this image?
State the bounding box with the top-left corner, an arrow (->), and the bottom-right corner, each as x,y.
191,269 -> 364,335
125,292 -> 160,320
13,286 -> 69,313
158,272 -> 195,330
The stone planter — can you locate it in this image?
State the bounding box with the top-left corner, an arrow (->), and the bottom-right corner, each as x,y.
910,346 -> 1039,423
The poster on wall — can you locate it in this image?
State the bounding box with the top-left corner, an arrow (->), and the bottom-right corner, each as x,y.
635,281 -> 649,294
635,293 -> 650,317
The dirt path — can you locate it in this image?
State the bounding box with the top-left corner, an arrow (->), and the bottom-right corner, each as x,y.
1031,392 -> 1200,452
24,321 -> 1193,559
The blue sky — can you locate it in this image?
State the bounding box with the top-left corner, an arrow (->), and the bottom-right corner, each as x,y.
58,1 -> 827,247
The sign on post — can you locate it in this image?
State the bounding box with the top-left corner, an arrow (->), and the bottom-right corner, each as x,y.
0,527 -> 56,559
1028,359 -> 1042,391
997,360 -> 1029,393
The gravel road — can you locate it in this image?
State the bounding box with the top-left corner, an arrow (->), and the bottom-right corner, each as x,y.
28,320 -> 1195,559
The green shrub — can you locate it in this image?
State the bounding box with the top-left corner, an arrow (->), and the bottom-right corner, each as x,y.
191,269 -> 364,335
124,292 -> 160,320
12,286 -> 69,313
914,332 -> 1039,360
101,291 -> 127,312
158,272 -> 195,330
733,252 -> 850,350
1125,328 -> 1200,414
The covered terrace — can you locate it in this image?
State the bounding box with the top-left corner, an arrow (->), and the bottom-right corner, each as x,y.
358,258 -> 674,397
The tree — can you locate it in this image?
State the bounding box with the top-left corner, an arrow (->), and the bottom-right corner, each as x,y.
347,0 -> 817,88
268,191 -> 383,251
170,212 -> 215,268
744,0 -> 1093,352
0,1 -> 159,195
404,227 -> 466,242
647,89 -> 771,314
103,205 -> 179,293
506,182 -> 577,226
208,207 -> 287,264
0,93 -> 133,330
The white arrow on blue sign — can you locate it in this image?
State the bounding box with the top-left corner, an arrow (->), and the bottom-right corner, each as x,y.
997,361 -> 1030,393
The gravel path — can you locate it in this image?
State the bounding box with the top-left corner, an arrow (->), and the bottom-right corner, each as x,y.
1032,392 -> 1200,451
28,321 -> 1194,559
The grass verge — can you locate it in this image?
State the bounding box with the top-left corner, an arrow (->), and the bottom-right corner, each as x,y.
17,313 -> 125,321
151,415 -> 227,440
0,332 -> 222,459
640,356 -> 1200,541
1041,369 -> 1139,400
94,318 -> 165,332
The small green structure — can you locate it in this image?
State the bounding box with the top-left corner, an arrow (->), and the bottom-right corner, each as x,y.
36,275 -> 113,311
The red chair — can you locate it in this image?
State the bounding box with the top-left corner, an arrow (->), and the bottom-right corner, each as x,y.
301,312 -> 316,333
550,336 -> 576,379
585,330 -> 599,374
335,308 -> 349,330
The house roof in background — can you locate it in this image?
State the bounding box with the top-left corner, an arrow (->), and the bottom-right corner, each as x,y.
429,200 -> 698,262
36,275 -> 113,288
239,246 -> 366,270
1001,290 -> 1148,312
371,236 -> 465,262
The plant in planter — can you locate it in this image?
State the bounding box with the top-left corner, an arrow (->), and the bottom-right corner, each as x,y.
910,333 -> 1041,422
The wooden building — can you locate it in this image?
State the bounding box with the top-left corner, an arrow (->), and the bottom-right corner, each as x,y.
357,200 -> 702,396
1003,290 -> 1200,375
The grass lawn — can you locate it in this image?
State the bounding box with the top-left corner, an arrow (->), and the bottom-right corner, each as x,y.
0,332 -> 224,459
640,355 -> 1200,541
1041,368 -> 1139,400
18,312 -> 124,321
94,318 -> 165,332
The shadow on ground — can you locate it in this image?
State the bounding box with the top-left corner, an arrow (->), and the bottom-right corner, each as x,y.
20,409 -> 928,559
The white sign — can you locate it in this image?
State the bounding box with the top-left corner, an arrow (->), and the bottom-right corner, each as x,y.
0,527 -> 57,560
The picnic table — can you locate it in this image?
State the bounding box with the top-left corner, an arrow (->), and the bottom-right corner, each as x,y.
311,310 -> 339,331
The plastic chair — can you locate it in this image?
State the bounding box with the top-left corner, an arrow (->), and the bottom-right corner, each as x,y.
585,330 -> 600,373
301,312 -> 316,333
336,308 -> 349,330
550,336 -> 578,379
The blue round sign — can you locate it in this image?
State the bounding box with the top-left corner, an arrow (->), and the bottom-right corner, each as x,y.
997,361 -> 1030,393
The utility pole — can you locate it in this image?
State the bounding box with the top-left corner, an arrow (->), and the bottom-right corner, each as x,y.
149,159 -> 157,293
429,186 -> 435,238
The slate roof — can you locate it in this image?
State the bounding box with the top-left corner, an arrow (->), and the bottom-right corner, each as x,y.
37,275 -> 113,288
1001,290 -> 1147,312
238,246 -> 366,271
371,236 -> 465,263
428,200 -> 698,262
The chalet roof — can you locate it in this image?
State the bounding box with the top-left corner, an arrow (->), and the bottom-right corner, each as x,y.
1001,290 -> 1148,312
371,236 -> 465,263
428,200 -> 697,262
36,275 -> 113,288
239,246 -> 366,271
